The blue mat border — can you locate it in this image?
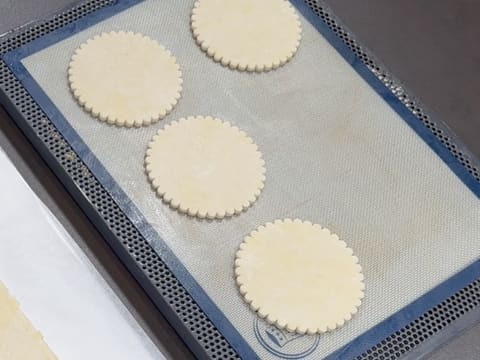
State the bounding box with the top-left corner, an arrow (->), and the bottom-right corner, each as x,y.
2,0 -> 479,359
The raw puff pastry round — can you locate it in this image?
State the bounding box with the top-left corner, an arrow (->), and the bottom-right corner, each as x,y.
145,116 -> 266,219
235,219 -> 365,334
68,31 -> 183,127
191,0 -> 302,72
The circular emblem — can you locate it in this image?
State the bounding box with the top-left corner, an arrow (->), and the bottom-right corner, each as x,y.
254,318 -> 320,359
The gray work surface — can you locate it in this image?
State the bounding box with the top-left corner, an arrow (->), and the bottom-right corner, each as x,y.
0,1 -> 478,359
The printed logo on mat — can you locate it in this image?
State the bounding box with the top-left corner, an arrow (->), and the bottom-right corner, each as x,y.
254,318 -> 320,359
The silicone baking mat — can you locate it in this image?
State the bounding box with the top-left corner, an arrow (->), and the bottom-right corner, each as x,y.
3,0 -> 479,358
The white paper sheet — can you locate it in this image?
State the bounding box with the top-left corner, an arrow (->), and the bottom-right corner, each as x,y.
0,148 -> 165,360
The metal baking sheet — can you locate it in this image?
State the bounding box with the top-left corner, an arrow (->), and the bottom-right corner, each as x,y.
2,0 -> 479,359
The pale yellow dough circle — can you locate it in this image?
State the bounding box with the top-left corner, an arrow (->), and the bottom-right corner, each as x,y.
145,116 -> 266,219
191,0 -> 302,72
235,219 -> 365,334
0,281 -> 57,359
68,31 -> 183,127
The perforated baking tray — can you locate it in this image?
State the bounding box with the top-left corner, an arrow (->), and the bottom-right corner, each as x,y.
1,1 -> 479,359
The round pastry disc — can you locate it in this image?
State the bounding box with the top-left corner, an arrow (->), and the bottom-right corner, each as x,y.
191,0 -> 302,72
145,116 -> 266,219
235,219 -> 365,334
68,31 -> 183,127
